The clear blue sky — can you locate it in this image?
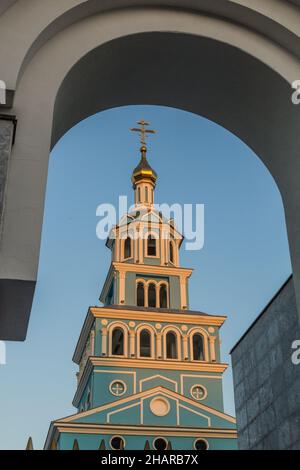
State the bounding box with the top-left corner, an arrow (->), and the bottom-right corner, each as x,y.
0,105 -> 291,449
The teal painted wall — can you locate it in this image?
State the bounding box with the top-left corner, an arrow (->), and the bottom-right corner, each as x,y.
77,365 -> 224,412
58,432 -> 238,450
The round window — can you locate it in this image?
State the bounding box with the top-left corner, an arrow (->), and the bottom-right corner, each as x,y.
109,380 -> 126,396
153,437 -> 168,451
194,439 -> 209,450
110,436 -> 125,450
190,384 -> 207,401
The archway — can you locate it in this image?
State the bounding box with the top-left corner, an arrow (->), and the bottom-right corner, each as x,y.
0,4 -> 299,342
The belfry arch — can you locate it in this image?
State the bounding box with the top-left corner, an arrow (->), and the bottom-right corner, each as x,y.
0,1 -> 300,340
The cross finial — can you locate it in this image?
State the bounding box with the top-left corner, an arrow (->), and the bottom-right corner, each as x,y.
130,119 -> 156,147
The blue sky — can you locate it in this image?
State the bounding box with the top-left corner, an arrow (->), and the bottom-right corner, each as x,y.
0,105 -> 291,449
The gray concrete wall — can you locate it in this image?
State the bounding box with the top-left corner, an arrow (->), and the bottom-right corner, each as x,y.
231,277 -> 300,449
0,117 -> 14,237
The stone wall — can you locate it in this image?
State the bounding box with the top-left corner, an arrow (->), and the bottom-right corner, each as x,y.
231,276 -> 300,449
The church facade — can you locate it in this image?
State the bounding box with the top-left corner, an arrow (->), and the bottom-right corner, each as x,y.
44,122 -> 237,450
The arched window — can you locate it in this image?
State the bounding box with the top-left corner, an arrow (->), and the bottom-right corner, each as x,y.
153,437 -> 168,451
145,186 -> 148,203
137,187 -> 141,203
159,284 -> 168,308
110,436 -> 125,450
147,234 -> 156,256
193,333 -> 204,360
148,283 -> 156,307
140,329 -> 151,357
111,328 -> 124,356
194,439 -> 209,450
124,237 -> 131,259
137,282 -> 145,307
166,331 -> 178,359
169,241 -> 174,263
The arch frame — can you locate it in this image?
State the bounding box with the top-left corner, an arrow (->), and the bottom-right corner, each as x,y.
108,321 -> 129,358
144,231 -> 160,259
162,325 -> 182,361
188,327 -> 210,362
0,3 -> 300,340
136,323 -> 156,359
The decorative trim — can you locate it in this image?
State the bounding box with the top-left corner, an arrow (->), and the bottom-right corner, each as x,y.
179,404 -> 211,427
90,356 -> 228,373
109,380 -> 127,397
190,384 -> 208,401
150,397 -> 170,417
90,307 -> 226,326
180,374 -> 221,395
113,262 -> 192,278
63,385 -> 236,424
139,374 -> 178,393
107,402 -> 141,424
45,422 -> 237,449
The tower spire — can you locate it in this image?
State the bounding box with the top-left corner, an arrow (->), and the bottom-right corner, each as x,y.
130,120 -> 157,206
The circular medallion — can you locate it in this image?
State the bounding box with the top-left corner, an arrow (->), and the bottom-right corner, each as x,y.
150,397 -> 170,416
190,384 -> 207,401
109,380 -> 127,397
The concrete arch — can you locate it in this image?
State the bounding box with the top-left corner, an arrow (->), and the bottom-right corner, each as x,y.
1,2 -> 300,339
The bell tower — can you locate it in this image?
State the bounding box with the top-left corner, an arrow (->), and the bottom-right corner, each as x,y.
101,120 -> 190,311
45,121 -> 237,451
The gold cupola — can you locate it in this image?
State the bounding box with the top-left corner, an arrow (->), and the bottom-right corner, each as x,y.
131,145 -> 157,187
130,120 -> 157,206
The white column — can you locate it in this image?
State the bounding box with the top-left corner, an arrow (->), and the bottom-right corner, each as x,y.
101,327 -> 108,356
139,235 -> 144,264
156,333 -> 162,359
119,271 -> 126,304
183,335 -> 188,360
115,238 -> 120,262
160,229 -> 165,265
180,276 -> 187,309
90,330 -> 95,356
129,330 -> 136,357
209,336 -> 217,362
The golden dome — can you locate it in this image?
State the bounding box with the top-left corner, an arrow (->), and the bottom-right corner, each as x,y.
131,146 -> 157,186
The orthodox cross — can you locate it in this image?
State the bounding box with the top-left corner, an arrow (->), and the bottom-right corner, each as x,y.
130,119 -> 156,146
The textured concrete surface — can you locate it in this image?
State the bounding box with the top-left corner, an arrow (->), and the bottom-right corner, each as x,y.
0,118 -> 14,238
1,2 -> 300,342
231,277 -> 300,449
